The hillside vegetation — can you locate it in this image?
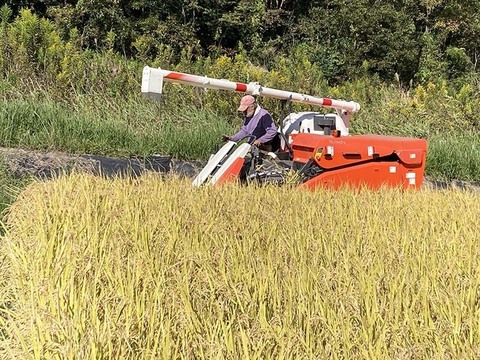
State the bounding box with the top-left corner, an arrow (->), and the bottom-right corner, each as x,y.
0,4 -> 479,183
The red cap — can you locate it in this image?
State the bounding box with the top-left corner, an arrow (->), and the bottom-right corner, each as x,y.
237,95 -> 255,112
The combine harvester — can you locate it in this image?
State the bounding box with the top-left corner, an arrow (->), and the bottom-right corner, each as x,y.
142,66 -> 428,190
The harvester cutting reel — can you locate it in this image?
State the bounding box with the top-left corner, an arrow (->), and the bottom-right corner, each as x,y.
191,139 -> 290,188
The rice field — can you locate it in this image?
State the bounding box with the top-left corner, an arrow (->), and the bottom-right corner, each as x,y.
1,174 -> 479,359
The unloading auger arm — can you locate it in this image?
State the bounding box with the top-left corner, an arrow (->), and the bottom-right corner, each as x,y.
141,66 -> 361,114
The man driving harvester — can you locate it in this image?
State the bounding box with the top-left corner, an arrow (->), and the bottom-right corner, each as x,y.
222,95 -> 278,152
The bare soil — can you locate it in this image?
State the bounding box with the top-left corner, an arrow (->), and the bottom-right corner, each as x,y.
0,147 -> 201,179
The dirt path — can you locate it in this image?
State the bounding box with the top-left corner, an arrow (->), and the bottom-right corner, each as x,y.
0,147 -> 203,179
0,146 -> 478,191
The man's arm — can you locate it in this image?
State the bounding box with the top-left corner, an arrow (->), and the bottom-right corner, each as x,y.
229,125 -> 249,142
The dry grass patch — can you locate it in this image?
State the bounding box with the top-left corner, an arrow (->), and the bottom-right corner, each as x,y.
1,174 -> 479,359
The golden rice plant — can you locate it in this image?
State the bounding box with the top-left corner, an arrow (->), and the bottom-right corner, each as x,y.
0,173 -> 479,359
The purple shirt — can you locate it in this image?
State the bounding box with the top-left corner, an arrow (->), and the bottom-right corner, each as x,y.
230,106 -> 277,144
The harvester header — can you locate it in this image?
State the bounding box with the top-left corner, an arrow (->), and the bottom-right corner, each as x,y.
141,66 -> 361,114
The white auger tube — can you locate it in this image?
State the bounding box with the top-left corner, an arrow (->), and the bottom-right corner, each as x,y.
141,66 -> 361,113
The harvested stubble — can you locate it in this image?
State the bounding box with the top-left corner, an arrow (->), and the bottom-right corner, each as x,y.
1,174 -> 479,359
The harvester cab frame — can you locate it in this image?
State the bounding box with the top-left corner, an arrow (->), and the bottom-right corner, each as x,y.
141,66 -> 428,190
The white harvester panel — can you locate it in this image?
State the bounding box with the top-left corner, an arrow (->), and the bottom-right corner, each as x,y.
192,141 -> 236,187
282,112 -> 350,140
210,143 -> 251,185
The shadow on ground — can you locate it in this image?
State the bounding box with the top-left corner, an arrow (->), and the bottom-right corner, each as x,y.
0,147 -> 478,191
0,147 -> 202,180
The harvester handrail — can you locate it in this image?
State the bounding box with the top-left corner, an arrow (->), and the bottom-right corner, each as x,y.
141,66 -> 361,114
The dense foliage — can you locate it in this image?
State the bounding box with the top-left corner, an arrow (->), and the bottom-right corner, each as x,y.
2,1 -> 480,84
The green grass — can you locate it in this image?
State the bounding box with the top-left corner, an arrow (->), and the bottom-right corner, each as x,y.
0,96 -> 235,159
0,88 -> 479,183
426,133 -> 480,182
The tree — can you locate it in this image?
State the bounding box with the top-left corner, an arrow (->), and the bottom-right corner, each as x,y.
297,0 -> 421,82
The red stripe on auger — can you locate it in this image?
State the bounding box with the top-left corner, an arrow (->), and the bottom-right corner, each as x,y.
323,98 -> 333,106
235,83 -> 247,92
165,72 -> 185,80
